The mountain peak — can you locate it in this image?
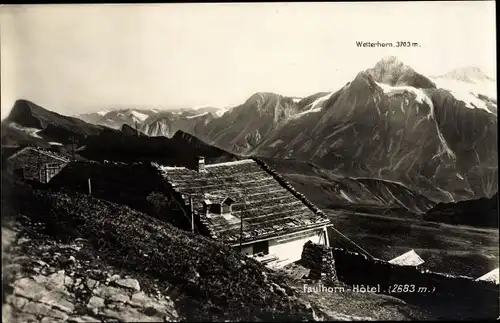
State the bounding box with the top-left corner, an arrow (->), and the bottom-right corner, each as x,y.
245,92 -> 282,103
377,55 -> 404,67
439,66 -> 495,83
367,56 -> 436,89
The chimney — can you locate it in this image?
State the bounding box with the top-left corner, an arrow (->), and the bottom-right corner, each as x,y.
197,156 -> 206,173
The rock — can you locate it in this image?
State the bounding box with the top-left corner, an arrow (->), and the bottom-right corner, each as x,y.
114,278 -> 141,292
8,295 -> 28,310
128,291 -> 149,307
85,278 -> 98,290
17,237 -> 30,244
93,286 -> 130,303
14,278 -> 47,300
75,278 -> 82,286
87,296 -> 105,309
3,263 -> 22,273
271,283 -> 287,297
33,274 -> 48,284
39,291 -> 75,313
23,300 -> 68,319
34,260 -> 49,267
109,274 -> 121,282
101,305 -> 163,322
41,317 -> 65,323
68,256 -> 76,263
67,315 -> 101,322
46,270 -> 66,290
65,276 -> 74,287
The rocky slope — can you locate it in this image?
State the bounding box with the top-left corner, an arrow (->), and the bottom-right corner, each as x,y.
1,175 -> 324,322
196,92 -> 311,154
2,222 -> 179,323
139,111 -> 214,139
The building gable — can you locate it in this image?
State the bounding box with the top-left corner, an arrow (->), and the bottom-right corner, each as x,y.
7,146 -> 70,183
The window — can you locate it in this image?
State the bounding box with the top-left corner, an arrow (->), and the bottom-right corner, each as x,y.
253,240 -> 269,255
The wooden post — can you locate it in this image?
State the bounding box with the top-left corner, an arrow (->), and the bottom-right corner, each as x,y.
44,164 -> 49,183
239,209 -> 243,252
71,136 -> 76,161
88,178 -> 92,195
189,195 -> 194,233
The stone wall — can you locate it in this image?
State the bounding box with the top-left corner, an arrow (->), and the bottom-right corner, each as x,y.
300,241 -> 337,283
301,242 -> 498,304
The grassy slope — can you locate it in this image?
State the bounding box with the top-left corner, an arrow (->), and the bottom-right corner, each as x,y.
327,210 -> 499,278
4,182 -> 318,322
1,173 -> 437,321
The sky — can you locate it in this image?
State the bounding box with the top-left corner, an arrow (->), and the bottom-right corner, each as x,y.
0,2 -> 496,118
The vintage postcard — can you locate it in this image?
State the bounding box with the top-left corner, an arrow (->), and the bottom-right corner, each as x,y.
1,2 -> 497,321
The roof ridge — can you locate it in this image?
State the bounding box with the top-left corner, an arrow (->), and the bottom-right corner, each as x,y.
35,147 -> 71,162
204,159 -> 255,168
7,145 -> 71,163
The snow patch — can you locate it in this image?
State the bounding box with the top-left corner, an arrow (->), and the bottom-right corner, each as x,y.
97,110 -> 110,116
186,112 -> 210,119
375,82 -> 434,115
191,105 -> 212,110
309,92 -> 334,110
432,78 -> 495,114
130,110 -> 149,122
289,93 -> 333,120
456,173 -> 464,180
8,122 -> 43,138
292,98 -> 302,103
339,190 -> 354,203
49,142 -> 63,146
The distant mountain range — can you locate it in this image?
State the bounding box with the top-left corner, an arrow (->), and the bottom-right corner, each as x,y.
2,56 -> 497,210
116,57 -> 494,204
78,106 -> 231,138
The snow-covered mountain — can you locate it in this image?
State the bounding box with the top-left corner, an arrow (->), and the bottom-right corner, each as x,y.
73,56 -> 497,204
431,66 -> 497,114
197,56 -> 497,203
77,106 -> 230,137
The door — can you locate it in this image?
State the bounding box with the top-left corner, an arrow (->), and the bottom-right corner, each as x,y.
253,240 -> 269,255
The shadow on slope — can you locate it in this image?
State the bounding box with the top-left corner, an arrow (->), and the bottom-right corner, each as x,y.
78,130 -> 240,167
423,193 -> 498,228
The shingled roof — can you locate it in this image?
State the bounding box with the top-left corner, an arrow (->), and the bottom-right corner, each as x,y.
475,268 -> 499,284
388,249 -> 425,267
7,146 -> 71,163
155,159 -> 331,244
